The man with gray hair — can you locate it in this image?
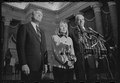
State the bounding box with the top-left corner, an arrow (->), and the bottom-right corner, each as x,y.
69,13 -> 87,80
69,13 -> 99,80
17,9 -> 47,82
69,12 -> 112,80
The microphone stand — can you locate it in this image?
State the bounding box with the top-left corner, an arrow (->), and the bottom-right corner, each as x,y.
88,27 -> 106,42
88,27 -> 114,79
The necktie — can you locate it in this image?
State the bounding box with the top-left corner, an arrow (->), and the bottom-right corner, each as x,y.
36,25 -> 41,42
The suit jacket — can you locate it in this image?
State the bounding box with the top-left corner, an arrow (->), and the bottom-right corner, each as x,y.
69,26 -> 84,60
69,26 -> 98,69
17,22 -> 47,71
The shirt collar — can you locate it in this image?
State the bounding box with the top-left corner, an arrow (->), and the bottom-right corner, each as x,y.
31,21 -> 40,32
58,34 -> 67,38
31,21 -> 39,27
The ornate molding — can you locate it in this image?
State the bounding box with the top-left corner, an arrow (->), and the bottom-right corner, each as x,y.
2,3 -> 26,14
56,2 -> 75,14
91,2 -> 102,13
57,2 -> 89,21
108,2 -> 116,6
24,4 -> 56,16
2,4 -> 26,21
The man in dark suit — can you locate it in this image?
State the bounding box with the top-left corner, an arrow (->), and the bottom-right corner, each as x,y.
69,13 -> 103,80
69,13 -> 86,80
16,9 -> 47,83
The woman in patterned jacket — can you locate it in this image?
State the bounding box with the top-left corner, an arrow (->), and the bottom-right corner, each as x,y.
51,20 -> 76,82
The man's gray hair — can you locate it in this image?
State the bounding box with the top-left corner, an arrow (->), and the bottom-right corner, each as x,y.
31,9 -> 43,21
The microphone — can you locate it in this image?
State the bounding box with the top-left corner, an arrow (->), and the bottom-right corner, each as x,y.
78,25 -> 86,33
88,27 -> 104,38
88,27 -> 98,34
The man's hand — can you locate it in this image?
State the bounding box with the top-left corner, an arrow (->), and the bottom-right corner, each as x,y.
22,64 -> 30,75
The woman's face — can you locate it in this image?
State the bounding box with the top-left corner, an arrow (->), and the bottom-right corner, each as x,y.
59,22 -> 68,34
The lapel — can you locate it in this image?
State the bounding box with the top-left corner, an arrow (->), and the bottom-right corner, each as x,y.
70,26 -> 80,44
74,26 -> 79,38
28,22 -> 42,43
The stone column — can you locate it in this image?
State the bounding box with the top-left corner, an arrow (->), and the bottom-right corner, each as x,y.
92,2 -> 103,35
108,2 -> 118,45
3,17 -> 11,59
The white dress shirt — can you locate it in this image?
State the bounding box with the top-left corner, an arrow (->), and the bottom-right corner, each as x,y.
31,21 -> 39,33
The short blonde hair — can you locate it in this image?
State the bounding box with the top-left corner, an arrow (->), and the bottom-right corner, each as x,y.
55,20 -> 69,37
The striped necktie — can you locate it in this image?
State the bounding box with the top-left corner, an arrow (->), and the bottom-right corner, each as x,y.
36,25 -> 41,42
